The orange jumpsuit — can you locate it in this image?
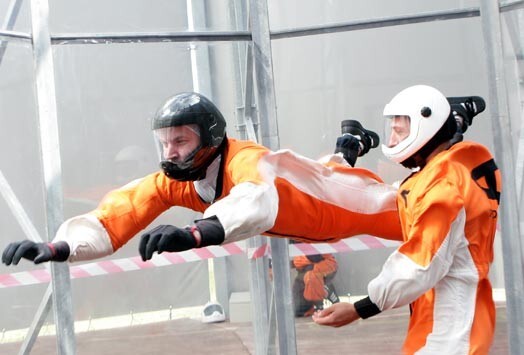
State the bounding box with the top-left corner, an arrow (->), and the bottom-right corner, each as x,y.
293,254 -> 338,303
366,141 -> 501,354
54,138 -> 402,261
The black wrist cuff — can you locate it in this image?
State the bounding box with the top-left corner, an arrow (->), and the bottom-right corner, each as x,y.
51,241 -> 71,262
174,227 -> 198,251
194,216 -> 225,247
354,296 -> 381,319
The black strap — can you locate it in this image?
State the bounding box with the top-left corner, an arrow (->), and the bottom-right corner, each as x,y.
213,140 -> 228,202
471,159 -> 500,203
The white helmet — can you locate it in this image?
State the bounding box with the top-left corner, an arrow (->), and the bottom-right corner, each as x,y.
381,85 -> 451,164
201,301 -> 226,323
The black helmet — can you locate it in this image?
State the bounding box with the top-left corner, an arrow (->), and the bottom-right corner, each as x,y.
152,92 -> 227,181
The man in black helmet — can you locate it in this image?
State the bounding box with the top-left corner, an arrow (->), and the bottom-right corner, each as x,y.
2,92 -> 402,266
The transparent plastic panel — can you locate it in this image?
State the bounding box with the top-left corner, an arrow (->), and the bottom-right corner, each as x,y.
0,0 -> 32,33
268,0 -> 480,31
48,0 -> 248,33
0,42 -> 51,331
50,40 -> 245,330
501,7 -> 524,166
272,16 -> 492,183
500,5 -> 524,290
271,16 -> 492,295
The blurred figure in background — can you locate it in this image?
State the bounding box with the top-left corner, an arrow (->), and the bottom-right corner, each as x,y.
292,252 -> 339,317
113,144 -> 151,186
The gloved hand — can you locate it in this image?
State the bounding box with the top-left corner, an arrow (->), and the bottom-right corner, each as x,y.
139,216 -> 225,261
334,134 -> 360,167
139,225 -> 198,261
2,240 -> 70,265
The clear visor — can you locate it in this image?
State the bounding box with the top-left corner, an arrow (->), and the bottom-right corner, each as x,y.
202,303 -> 224,317
384,115 -> 411,149
152,124 -> 201,169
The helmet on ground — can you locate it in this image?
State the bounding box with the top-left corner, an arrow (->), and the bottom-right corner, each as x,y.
201,301 -> 226,323
381,85 -> 456,168
152,92 -> 227,181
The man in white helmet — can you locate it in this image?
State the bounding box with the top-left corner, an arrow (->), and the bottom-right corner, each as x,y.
314,85 -> 501,355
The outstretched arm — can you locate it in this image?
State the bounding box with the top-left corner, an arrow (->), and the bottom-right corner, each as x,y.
2,240 -> 70,265
138,181 -> 279,260
312,302 -> 360,327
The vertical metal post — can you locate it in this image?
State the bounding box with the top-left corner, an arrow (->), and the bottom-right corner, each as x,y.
247,236 -> 273,355
186,0 -> 231,317
229,2 -> 276,354
187,0 -> 212,97
30,0 -> 76,354
249,1 -> 297,354
479,1 -> 524,353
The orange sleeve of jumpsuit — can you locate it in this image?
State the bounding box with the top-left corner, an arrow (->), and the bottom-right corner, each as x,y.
91,172 -> 206,251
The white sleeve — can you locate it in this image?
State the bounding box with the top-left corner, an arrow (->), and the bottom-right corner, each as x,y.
52,213 -> 114,262
368,208 -> 467,311
203,181 -> 279,243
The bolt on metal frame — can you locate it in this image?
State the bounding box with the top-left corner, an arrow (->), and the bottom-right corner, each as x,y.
0,0 -> 522,354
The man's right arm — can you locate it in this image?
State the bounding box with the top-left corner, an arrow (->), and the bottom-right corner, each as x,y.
2,172 -> 174,265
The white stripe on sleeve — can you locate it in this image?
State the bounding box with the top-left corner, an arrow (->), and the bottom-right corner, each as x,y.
53,213 -> 114,262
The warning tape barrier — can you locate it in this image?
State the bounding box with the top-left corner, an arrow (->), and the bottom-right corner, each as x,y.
0,235 -> 399,289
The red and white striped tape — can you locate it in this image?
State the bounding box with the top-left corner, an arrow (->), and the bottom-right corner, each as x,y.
0,235 -> 399,288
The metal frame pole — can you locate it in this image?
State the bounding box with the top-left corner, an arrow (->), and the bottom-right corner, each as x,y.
230,2 -> 274,353
0,0 -> 23,63
30,0 -> 76,353
249,1 -> 297,354
479,1 -> 524,354
186,0 -> 231,317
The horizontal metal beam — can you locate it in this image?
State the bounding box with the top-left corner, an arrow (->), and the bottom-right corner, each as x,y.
0,29 -> 31,42
500,0 -> 524,13
1,2 -> 523,46
50,30 -> 252,45
270,8 -> 480,40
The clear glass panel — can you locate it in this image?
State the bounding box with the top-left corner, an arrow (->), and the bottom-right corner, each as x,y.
268,0 -> 480,30
49,0 -> 248,33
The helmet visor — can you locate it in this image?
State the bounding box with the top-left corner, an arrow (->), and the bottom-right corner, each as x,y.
384,115 -> 411,149
153,125 -> 201,168
202,303 -> 224,317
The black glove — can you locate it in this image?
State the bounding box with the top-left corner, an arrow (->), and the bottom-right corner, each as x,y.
335,134 -> 360,167
2,240 -> 70,265
139,225 -> 197,261
139,216 -> 225,261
